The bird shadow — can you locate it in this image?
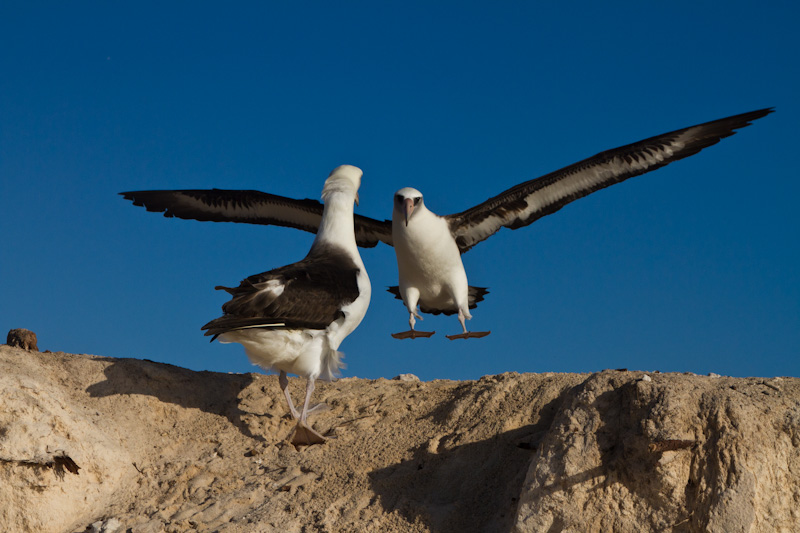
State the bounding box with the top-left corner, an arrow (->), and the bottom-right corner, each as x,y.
367,373 -> 701,532
367,392 -> 570,533
85,357 -> 265,442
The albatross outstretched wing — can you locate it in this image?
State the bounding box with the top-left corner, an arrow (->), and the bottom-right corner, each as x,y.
446,108 -> 773,253
120,188 -> 393,248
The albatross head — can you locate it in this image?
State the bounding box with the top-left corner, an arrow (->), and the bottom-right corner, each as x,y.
322,164 -> 363,205
393,187 -> 424,227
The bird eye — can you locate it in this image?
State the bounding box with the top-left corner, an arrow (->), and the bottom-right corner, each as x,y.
413,197 -> 421,205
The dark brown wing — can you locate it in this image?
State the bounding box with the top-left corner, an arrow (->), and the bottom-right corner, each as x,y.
446,108 -> 773,253
120,188 -> 393,248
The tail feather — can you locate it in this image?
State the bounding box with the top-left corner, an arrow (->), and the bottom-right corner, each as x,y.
318,347 -> 346,381
201,316 -> 287,338
386,285 -> 489,315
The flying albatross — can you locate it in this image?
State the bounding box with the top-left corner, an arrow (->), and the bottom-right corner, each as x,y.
121,108 -> 773,340
201,165 -> 370,445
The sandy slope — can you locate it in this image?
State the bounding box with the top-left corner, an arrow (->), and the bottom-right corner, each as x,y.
1,345 -> 798,532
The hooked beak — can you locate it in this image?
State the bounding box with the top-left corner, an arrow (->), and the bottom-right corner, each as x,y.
404,198 -> 415,226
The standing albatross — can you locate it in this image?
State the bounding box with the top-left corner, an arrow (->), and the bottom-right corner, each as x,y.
201,165 -> 370,445
121,108 -> 773,339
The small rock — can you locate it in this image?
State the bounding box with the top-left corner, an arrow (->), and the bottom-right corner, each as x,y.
392,373 -> 420,382
708,372 -> 721,378
641,374 -> 652,382
6,328 -> 38,351
85,518 -> 123,533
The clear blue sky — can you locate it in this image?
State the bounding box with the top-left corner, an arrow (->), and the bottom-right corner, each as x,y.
2,2 -> 797,381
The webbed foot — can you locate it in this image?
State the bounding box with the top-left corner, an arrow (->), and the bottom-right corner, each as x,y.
391,330 -> 436,339
445,331 -> 491,340
290,421 -> 326,446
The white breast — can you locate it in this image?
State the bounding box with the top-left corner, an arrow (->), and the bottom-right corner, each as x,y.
331,261 -> 371,349
393,209 -> 467,305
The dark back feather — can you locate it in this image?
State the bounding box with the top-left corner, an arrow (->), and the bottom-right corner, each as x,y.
202,245 -> 361,335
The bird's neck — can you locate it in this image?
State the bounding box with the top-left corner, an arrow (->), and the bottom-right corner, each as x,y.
312,192 -> 359,258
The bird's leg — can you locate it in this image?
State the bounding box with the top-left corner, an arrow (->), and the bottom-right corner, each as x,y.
446,308 -> 491,340
279,370 -> 301,420
391,292 -> 435,339
457,308 -> 469,334
409,309 -> 423,330
290,377 -> 326,446
392,309 -> 435,339
298,377 -> 316,424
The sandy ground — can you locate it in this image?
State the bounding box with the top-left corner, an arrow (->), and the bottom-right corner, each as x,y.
0,346 -> 587,532
1,345 -> 799,532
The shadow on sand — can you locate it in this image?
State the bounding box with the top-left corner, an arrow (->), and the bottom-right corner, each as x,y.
85,357 -> 265,441
368,391 -> 570,533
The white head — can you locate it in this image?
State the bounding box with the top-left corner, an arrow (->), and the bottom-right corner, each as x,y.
322,164 -> 363,205
393,187 -> 424,226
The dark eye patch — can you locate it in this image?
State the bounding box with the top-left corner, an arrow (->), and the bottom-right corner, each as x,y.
413,197 -> 421,205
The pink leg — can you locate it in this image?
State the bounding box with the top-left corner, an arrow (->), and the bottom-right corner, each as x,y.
279,370 -> 301,420
298,377 -> 316,423
291,377 -> 326,446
